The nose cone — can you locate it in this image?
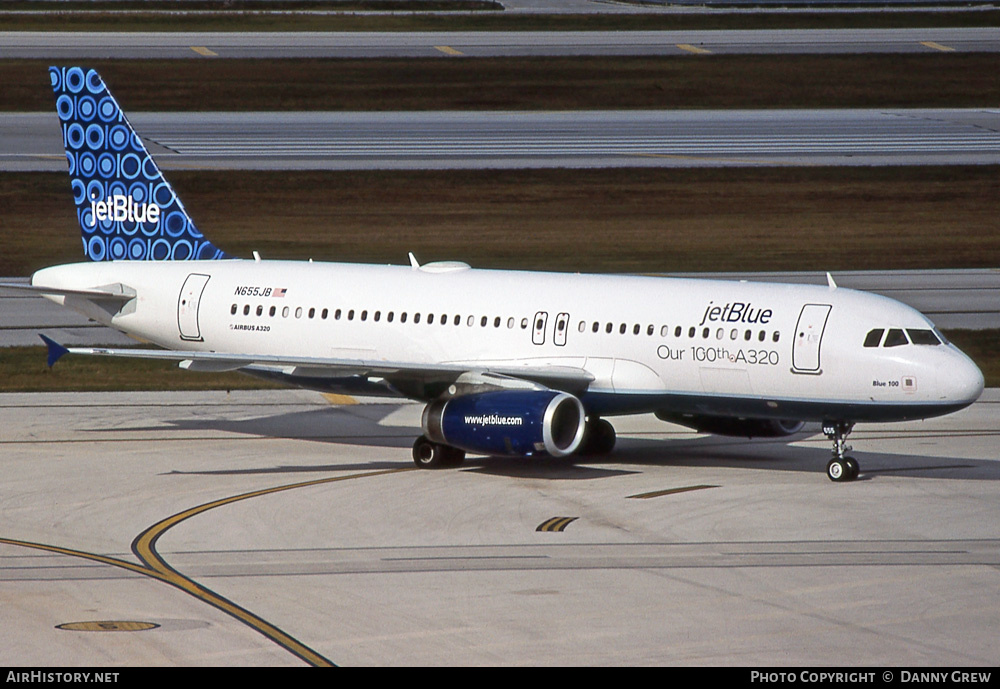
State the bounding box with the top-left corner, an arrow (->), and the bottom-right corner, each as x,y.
948,347 -> 985,406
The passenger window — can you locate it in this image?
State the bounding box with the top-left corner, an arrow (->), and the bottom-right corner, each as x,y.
674,326 -> 682,338
883,328 -> 908,347
295,307 -> 302,319
593,322 -> 600,333
321,308 -> 328,319
270,306 -> 276,317
374,311 -> 381,322
243,304 -> 250,316
772,331 -> 780,343
308,307 -> 315,319
230,304 -> 237,315
414,313 -> 421,324
907,329 -> 941,345
863,329 -> 884,348
257,305 -> 264,316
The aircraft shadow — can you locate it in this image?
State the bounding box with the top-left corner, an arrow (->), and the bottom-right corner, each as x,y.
105,404 -> 1000,482
580,430 -> 1000,483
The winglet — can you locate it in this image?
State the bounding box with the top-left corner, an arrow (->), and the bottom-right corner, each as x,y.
826,272 -> 838,290
39,334 -> 70,368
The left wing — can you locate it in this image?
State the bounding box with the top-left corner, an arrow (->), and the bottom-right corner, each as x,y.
39,336 -> 595,398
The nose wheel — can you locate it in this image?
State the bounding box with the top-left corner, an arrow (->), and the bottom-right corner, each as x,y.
823,421 -> 859,482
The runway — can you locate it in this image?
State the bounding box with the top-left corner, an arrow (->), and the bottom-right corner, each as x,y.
1,388 -> 998,665
3,28 -> 999,59
4,109 -> 999,172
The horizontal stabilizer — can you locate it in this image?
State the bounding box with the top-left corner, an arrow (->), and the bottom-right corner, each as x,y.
0,282 -> 135,303
39,334 -> 70,368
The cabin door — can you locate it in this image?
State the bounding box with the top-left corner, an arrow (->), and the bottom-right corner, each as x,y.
178,273 -> 211,342
791,303 -> 831,374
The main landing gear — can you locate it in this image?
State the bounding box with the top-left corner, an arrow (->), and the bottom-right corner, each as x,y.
412,435 -> 465,469
823,420 -> 859,482
579,418 -> 616,456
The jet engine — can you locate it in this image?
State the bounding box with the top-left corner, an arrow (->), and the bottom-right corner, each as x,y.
422,390 -> 587,457
655,412 -> 805,438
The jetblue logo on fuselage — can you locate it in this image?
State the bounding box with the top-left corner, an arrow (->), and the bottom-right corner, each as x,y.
698,301 -> 773,327
90,195 -> 161,226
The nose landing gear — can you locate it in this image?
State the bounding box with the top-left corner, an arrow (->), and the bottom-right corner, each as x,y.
823,420 -> 859,482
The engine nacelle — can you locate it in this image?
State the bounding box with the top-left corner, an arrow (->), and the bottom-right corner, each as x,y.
655,412 -> 805,438
422,390 -> 587,457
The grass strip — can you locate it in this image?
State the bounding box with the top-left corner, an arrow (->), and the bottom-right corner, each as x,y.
1,8 -> 998,31
3,167 -> 997,276
4,55 -> 1000,111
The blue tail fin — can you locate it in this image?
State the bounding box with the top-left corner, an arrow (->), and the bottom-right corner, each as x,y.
50,66 -> 229,261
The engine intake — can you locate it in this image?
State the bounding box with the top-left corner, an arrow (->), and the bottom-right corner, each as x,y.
423,390 -> 586,457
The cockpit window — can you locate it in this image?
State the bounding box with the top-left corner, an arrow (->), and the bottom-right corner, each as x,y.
863,329 -> 884,348
907,329 -> 942,345
883,328 -> 909,347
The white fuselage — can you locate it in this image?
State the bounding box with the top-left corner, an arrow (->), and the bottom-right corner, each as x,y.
33,259 -> 984,423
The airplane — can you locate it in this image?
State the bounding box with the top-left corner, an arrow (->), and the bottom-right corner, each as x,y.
10,66 -> 986,482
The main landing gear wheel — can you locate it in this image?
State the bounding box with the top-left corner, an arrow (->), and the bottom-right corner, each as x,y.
580,418 -> 616,456
823,421 -> 860,482
412,435 -> 465,469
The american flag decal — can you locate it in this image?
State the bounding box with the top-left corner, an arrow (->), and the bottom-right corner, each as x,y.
274,288 -> 287,297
